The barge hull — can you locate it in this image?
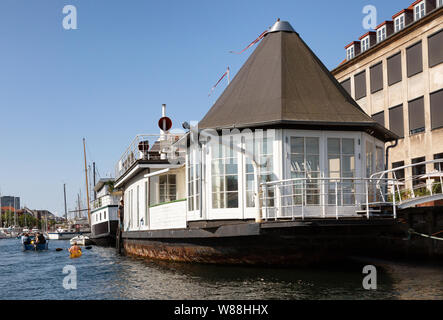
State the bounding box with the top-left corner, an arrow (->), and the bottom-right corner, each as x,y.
122,219 -> 396,266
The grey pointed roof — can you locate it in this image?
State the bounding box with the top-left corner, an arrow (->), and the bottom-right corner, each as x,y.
199,21 -> 397,142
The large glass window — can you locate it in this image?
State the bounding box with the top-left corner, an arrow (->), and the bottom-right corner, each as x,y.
245,133 -> 274,208
187,149 -> 200,212
290,137 -> 320,205
211,137 -> 238,209
328,138 -> 355,205
159,174 -> 177,204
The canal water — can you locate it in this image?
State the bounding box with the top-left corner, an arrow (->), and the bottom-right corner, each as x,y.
0,238 -> 442,300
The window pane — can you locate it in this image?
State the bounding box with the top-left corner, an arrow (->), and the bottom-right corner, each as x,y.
428,30 -> 443,67
226,176 -> 238,192
387,52 -> 402,86
407,42 -> 423,77
370,62 -> 383,93
431,90 -> 443,130
389,105 -> 404,138
408,96 -> 425,134
306,137 -> 319,154
342,139 -> 355,154
227,192 -> 238,208
354,71 -> 367,100
328,138 -> 340,154
291,137 -> 304,154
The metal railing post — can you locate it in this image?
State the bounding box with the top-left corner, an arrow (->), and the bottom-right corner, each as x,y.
392,184 -> 397,219
335,181 -> 338,220
302,180 -> 305,221
365,180 -> 370,220
276,184 -> 281,221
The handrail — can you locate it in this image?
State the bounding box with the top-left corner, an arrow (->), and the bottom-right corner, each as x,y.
260,177 -> 396,221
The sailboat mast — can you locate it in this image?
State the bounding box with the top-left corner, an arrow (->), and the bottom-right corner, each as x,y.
63,184 -> 68,222
83,138 -> 91,225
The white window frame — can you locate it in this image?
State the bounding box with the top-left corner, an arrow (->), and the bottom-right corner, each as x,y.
394,14 -> 405,32
414,1 -> 425,21
377,26 -> 387,43
159,174 -> 177,204
361,36 -> 370,52
346,46 -> 355,60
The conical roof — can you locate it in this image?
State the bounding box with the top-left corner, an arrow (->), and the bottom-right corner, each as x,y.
199,21 -> 397,142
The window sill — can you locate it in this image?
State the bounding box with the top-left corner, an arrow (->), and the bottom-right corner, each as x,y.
150,199 -> 186,208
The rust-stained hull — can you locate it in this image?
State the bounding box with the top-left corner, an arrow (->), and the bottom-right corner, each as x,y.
122,219 -> 397,266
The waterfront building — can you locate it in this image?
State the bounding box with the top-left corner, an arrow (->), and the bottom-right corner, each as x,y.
0,196 -> 20,210
332,1 -> 443,191
112,20 -> 402,265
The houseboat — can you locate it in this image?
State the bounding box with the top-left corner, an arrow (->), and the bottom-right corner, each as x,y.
90,178 -> 120,246
114,20 -> 401,265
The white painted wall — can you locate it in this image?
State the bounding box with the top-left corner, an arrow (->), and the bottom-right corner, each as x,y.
149,201 -> 187,230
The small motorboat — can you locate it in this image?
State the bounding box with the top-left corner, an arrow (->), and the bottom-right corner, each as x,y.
21,235 -> 49,251
23,243 -> 49,251
70,235 -> 93,246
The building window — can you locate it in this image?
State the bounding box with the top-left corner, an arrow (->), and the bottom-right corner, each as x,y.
387,52 -> 402,86
159,174 -> 177,204
431,89 -> 443,130
347,46 -> 355,60
290,137 -> 320,205
370,62 -> 383,93
392,161 -> 405,186
377,26 -> 387,43
328,138 -> 355,205
104,211 -> 106,220
361,37 -> 370,52
187,148 -> 200,212
211,136 -> 238,209
412,157 -> 426,187
136,185 -> 139,227
372,111 -> 385,127
414,1 -> 425,21
394,14 -> 405,32
434,153 -> 443,171
340,78 -> 352,96
245,133 -> 274,208
438,0 -> 443,8
354,70 -> 367,100
406,41 -> 423,77
428,30 -> 443,68
408,96 -> 425,135
389,104 -> 405,138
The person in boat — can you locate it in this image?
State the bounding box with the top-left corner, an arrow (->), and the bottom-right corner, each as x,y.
34,232 -> 46,245
69,241 -> 81,255
22,233 -> 31,245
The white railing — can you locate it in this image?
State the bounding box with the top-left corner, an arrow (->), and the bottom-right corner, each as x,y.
260,177 -> 397,220
92,195 -> 119,210
370,159 -> 443,208
115,133 -> 186,179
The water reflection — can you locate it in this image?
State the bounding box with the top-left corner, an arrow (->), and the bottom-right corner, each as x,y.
0,239 -> 442,300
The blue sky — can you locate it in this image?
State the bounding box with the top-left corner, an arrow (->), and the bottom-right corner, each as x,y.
0,0 -> 408,216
